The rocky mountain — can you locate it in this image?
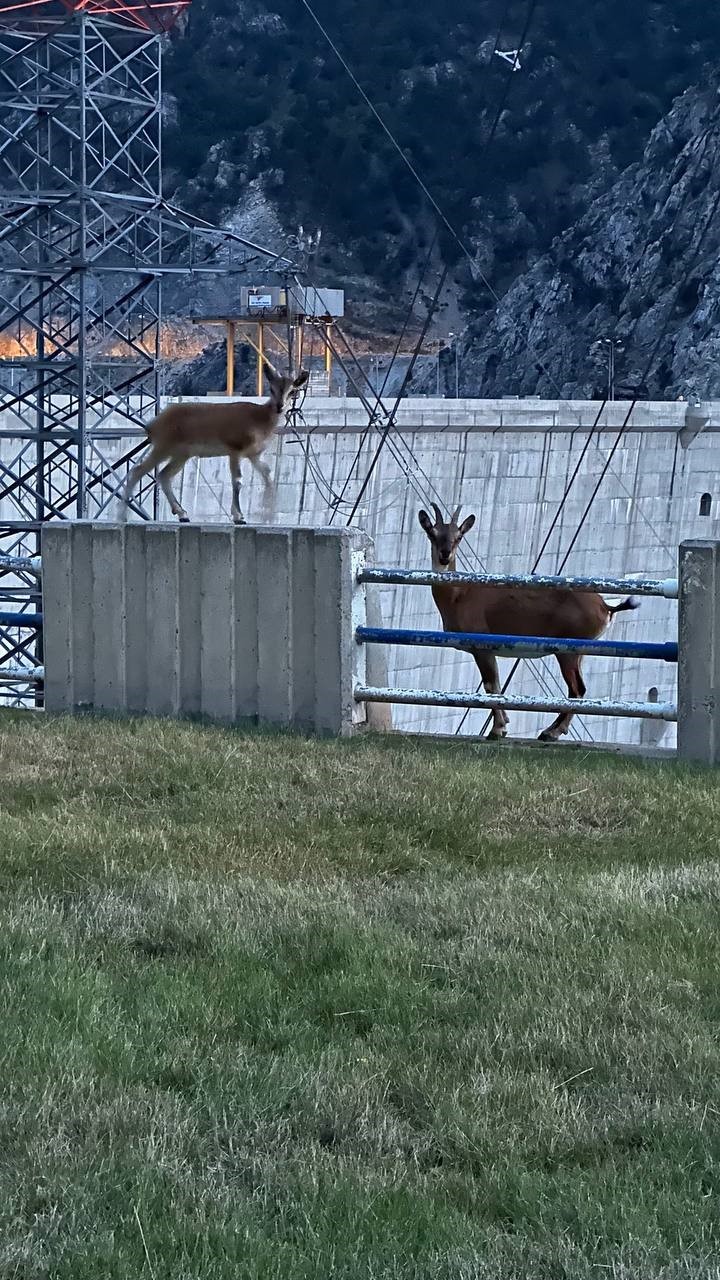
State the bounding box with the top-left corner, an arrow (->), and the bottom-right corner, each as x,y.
457,82 -> 720,399
161,0 -> 720,389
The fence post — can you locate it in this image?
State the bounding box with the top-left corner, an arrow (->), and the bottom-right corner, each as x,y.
678,539 -> 720,765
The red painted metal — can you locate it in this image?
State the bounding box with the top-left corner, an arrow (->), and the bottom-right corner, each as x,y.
0,0 -> 188,32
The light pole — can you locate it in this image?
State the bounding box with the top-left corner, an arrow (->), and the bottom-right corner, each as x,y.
448,331 -> 459,398
592,336 -> 624,400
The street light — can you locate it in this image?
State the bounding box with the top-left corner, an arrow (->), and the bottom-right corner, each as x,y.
447,331 -> 459,398
591,336 -> 624,401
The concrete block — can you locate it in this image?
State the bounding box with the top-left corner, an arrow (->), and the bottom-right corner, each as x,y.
91,524 -> 125,711
177,525 -> 202,717
199,527 -> 235,721
144,525 -> 179,717
313,529 -> 366,734
678,540 -> 720,765
69,523 -> 95,709
291,528 -> 317,730
256,528 -> 293,725
233,527 -> 259,720
365,586 -> 393,733
123,524 -> 149,714
40,525 -> 74,711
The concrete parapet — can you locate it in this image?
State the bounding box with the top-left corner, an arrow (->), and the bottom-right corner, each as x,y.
41,522 -> 379,735
678,540 -> 720,764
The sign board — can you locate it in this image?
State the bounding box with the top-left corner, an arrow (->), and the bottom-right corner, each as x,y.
248,293 -> 273,310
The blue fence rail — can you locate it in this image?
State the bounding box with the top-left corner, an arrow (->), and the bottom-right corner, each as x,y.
0,611 -> 43,629
357,626 -> 678,663
354,565 -> 678,728
0,556 -> 44,693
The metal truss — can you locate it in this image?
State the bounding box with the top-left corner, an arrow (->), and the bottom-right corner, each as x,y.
0,7 -> 293,695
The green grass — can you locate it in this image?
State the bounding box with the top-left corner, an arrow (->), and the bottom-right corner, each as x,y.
2,713 -> 720,1278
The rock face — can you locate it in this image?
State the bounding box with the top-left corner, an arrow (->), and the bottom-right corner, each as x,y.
159,1 -> 720,392
162,0 -> 720,327
459,84 -> 720,399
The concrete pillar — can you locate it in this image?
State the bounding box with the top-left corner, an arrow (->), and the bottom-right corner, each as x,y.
199,527 -> 235,720
124,523 -> 149,714
678,539 -> 720,764
91,524 -> 125,711
41,521 -> 372,737
291,528 -> 317,729
177,525 -> 202,717
143,526 -> 180,717
40,523 -> 74,710
256,528 -> 294,725
365,588 -> 393,732
313,529 -> 368,735
68,523 -> 95,710
233,526 -> 259,721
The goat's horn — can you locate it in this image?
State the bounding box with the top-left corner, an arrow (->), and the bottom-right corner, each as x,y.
431,502 -> 443,525
451,504 -> 462,524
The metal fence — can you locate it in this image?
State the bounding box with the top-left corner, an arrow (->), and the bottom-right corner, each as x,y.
0,553 -> 45,695
354,567 -> 679,729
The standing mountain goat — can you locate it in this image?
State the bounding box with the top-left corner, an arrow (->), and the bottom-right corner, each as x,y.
418,503 -> 640,741
121,362 -> 309,524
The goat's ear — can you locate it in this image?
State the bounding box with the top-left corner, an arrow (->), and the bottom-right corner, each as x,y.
293,368 -> 310,388
458,514 -> 476,537
418,509 -> 435,537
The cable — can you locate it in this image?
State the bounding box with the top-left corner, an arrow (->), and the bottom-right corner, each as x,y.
305,320 -> 588,734
456,120 -> 720,736
291,0 -> 593,732
298,0 -> 504,297
332,0 -> 540,522
326,228 -> 441,523
346,267 -> 449,525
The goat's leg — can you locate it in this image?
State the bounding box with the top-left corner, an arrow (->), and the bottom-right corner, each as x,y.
228,451 -> 245,525
250,453 -> 274,517
251,453 -> 272,491
157,457 -> 189,522
119,445 -> 161,520
539,654 -> 585,742
472,652 -> 509,739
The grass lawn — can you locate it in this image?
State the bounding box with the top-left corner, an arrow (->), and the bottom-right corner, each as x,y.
1,713 -> 720,1278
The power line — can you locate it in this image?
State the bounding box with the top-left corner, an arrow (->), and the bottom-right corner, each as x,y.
298,0 -> 509,298
456,114 -> 720,736
306,321 -> 588,735
291,0 -> 591,735
346,266 -> 449,526
326,227 -> 441,523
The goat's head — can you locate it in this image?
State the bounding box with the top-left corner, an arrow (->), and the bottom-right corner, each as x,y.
264,359 -> 309,412
418,504 -> 475,571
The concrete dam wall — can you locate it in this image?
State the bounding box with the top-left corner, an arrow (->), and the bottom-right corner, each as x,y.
3,397 -> 717,746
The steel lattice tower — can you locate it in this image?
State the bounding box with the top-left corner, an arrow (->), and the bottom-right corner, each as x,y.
0,0 -> 291,691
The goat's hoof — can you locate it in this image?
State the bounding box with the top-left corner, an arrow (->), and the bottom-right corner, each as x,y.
233,516 -> 246,526
538,730 -> 558,743
177,514 -> 190,523
488,728 -> 507,741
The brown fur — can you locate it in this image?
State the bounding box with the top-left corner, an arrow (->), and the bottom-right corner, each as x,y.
418,503 -> 639,742
121,364 -> 309,524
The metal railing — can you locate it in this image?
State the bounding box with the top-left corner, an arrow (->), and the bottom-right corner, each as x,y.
0,554 -> 42,575
354,568 -> 678,727
0,555 -> 44,695
359,566 -> 679,599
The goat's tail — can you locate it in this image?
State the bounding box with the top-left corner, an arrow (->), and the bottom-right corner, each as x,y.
607,595 -> 640,615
